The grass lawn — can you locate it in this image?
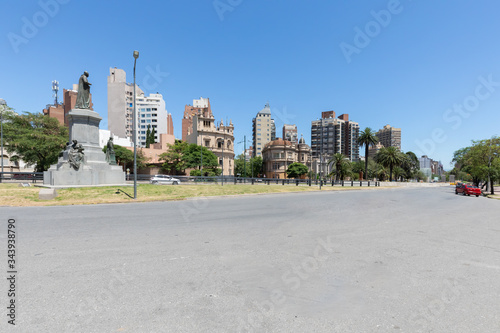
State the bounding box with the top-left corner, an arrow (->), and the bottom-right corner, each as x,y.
0,182 -> 378,207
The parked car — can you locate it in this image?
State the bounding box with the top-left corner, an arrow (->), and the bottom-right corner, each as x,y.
455,183 -> 481,197
150,175 -> 180,185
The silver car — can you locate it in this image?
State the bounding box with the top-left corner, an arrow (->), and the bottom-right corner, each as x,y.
149,175 -> 180,185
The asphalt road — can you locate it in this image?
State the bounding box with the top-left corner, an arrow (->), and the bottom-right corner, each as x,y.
1,186 -> 499,332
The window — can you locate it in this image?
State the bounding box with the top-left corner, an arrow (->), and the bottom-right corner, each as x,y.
140,120 -> 145,123
218,141 -> 223,148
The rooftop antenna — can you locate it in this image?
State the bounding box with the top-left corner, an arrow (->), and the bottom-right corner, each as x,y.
52,80 -> 59,105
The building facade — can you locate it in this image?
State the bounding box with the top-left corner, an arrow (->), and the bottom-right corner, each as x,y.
252,102 -> 275,157
262,137 -> 312,179
135,92 -> 173,147
282,124 -> 298,143
376,124 -> 401,150
43,84 -> 89,126
185,98 -> 235,176
107,68 -> 173,148
311,111 -> 360,165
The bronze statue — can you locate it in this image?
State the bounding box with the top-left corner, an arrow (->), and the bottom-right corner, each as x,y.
68,140 -> 85,170
74,71 -> 92,109
105,137 -> 117,165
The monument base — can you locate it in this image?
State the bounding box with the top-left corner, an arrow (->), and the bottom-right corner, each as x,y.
43,108 -> 127,186
44,161 -> 126,186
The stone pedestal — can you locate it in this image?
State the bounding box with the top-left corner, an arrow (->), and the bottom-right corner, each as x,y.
44,109 -> 126,186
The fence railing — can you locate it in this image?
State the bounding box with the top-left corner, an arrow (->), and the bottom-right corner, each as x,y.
143,175 -> 380,187
0,172 -> 380,187
0,172 -> 44,183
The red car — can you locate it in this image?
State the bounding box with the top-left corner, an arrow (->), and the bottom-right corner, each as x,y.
455,183 -> 481,197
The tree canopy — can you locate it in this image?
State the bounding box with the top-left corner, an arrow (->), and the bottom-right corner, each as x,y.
328,153 -> 351,180
452,137 -> 500,193
357,127 -> 378,180
286,162 -> 308,179
375,146 -> 404,181
3,112 -> 68,172
159,140 -> 221,176
103,144 -> 148,171
234,154 -> 263,177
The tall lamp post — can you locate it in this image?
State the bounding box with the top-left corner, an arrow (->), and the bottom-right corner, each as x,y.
200,134 -> 203,178
133,50 -> 139,199
221,135 -> 224,186
0,98 -> 6,183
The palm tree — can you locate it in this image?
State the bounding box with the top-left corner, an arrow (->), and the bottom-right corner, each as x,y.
375,146 -> 403,181
328,153 -> 351,181
357,128 -> 379,180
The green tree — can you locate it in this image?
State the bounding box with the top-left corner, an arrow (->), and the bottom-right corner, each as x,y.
249,156 -> 263,177
328,153 -> 351,180
182,143 -> 220,176
452,137 -> 500,193
234,154 -> 250,177
400,151 -> 419,180
102,145 -> 148,170
145,125 -> 156,148
3,112 -> 68,172
159,140 -> 188,175
375,146 -> 404,181
351,160 -> 365,179
286,162 -> 309,178
357,127 -> 379,180
145,126 -> 151,148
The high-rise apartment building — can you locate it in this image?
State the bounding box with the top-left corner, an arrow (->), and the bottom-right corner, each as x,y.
311,111 -> 360,164
376,125 -> 401,150
107,67 -> 173,147
282,124 -> 298,144
252,103 -> 275,157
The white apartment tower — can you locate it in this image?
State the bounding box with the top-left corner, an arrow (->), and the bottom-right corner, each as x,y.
252,103 -> 276,157
107,68 -> 172,147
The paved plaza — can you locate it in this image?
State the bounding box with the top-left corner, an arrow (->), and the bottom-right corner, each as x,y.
1,186 -> 499,332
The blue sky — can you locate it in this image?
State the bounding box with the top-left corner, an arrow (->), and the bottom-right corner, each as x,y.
1,0 -> 499,169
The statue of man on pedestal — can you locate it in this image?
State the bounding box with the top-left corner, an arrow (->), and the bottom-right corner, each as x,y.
75,71 -> 92,109
105,137 -> 117,165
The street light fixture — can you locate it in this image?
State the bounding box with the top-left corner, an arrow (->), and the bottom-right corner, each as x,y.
0,98 -> 6,183
133,50 -> 139,199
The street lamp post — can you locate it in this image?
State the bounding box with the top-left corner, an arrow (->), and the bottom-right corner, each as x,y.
221,134 -> 224,186
0,98 -> 6,183
200,134 -> 203,178
133,50 -> 139,199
